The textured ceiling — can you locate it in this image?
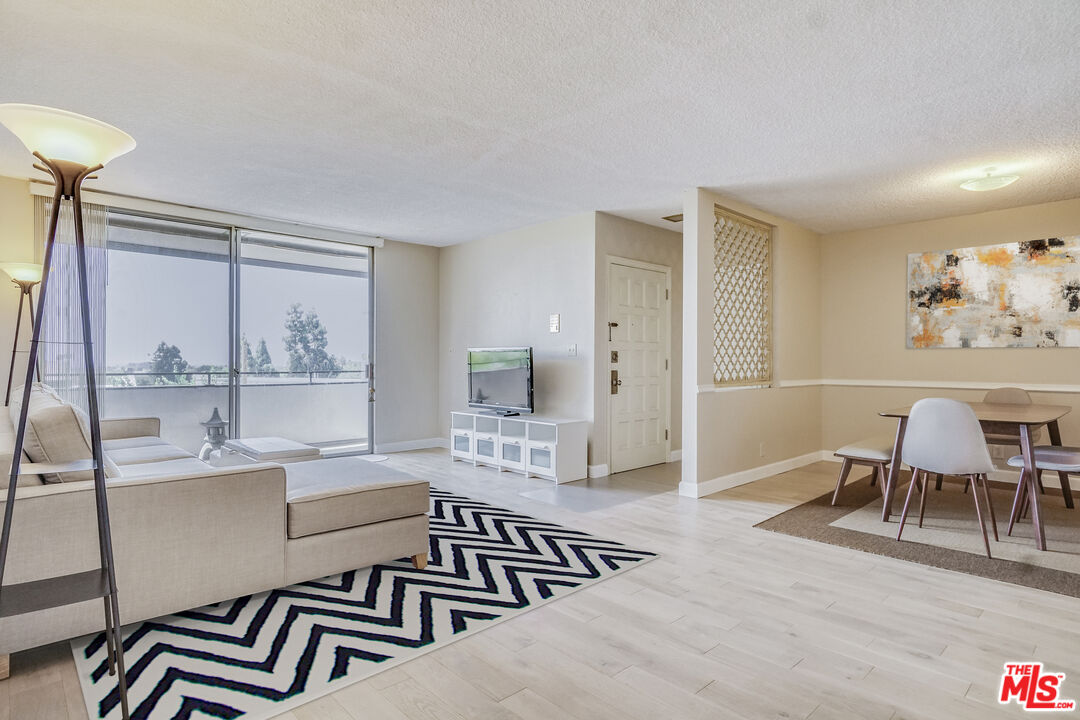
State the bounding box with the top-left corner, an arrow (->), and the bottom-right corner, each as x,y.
0,1 -> 1078,245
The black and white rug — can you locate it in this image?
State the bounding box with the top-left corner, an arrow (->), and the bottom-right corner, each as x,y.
71,488 -> 656,719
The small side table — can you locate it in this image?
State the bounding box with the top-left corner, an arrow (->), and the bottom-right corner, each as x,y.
206,436 -> 322,466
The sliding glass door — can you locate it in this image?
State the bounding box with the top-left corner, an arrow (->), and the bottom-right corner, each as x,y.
104,214 -> 231,453
103,210 -> 373,454
236,232 -> 372,452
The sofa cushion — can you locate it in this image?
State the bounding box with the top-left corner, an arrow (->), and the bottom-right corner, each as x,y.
102,436 -> 171,452
116,457 -> 214,478
224,437 -> 321,462
284,457 -> 429,539
106,444 -> 193,466
9,383 -> 94,482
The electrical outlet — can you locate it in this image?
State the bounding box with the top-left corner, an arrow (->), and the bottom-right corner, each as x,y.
759,441 -> 766,458
567,344 -> 577,357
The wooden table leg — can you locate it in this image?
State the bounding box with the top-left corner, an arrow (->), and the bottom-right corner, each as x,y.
1047,420 -> 1075,509
1020,424 -> 1047,551
882,417 -> 907,522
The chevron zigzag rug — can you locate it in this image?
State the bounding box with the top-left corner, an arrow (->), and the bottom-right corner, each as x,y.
70,487 -> 656,719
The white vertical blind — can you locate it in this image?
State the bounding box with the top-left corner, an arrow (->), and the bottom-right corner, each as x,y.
35,195 -> 108,413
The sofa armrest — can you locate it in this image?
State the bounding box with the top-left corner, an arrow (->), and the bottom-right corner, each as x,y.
0,463 -> 287,654
100,416 -> 161,440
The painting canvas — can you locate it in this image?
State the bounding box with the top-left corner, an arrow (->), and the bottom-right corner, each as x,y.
907,236 -> 1080,348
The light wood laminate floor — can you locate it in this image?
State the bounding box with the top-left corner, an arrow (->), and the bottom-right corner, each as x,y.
4,450 -> 1076,719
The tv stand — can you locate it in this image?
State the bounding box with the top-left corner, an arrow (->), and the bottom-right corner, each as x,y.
450,411 -> 587,483
480,410 -> 520,417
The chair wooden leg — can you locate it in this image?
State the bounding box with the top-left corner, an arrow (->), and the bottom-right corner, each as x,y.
1036,469 -> 1045,495
979,474 -> 998,541
876,463 -> 888,495
1008,470 -> 1027,537
963,478 -> 970,493
918,471 -> 929,528
970,474 -> 992,558
934,472 -> 944,491
411,553 -> 428,570
831,458 -> 853,506
0,654 -> 8,681
897,468 -> 921,540
1060,472 -> 1074,509
868,465 -> 878,487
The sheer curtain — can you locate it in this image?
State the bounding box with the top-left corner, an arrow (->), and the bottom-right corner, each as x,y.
34,194 -> 108,414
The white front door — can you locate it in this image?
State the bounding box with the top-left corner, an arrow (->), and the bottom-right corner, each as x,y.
608,261 -> 669,473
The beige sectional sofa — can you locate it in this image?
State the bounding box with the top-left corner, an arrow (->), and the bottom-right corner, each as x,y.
0,384 -> 430,669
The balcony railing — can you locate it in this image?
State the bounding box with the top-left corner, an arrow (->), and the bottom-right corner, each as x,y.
103,369 -> 368,388
97,370 -> 369,453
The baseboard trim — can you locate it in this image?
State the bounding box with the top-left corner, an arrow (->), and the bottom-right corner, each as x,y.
667,449 -> 683,462
373,438 -> 447,453
587,464 -> 609,478
679,450 -> 830,498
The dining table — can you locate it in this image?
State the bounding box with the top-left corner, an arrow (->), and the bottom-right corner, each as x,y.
879,401 -> 1073,551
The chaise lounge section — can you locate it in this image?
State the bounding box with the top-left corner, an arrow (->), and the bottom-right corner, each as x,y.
0,383 -> 430,675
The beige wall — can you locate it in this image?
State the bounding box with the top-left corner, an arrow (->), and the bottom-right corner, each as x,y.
682,189 -> 823,495
0,177 -> 36,398
375,238 -> 441,448
820,196 -> 1080,451
437,213 -> 597,457
593,212 -> 682,468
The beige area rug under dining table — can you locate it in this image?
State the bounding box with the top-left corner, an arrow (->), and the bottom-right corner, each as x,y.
756,473 -> 1080,598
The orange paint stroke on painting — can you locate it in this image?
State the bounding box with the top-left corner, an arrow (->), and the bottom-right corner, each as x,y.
912,324 -> 944,348
1030,251 -> 1070,267
997,283 -> 1009,311
977,247 -> 1014,267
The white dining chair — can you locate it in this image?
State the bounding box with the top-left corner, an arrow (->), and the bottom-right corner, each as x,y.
897,398 -> 998,557
1006,446 -> 1080,536
934,386 -> 1041,492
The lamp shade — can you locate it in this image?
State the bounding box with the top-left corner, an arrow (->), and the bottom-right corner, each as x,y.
0,104 -> 135,167
0,262 -> 43,283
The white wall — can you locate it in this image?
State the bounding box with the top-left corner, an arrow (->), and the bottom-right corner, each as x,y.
593,212 -> 682,468
438,213 -> 597,458
681,188 -> 823,497
375,238 -> 441,449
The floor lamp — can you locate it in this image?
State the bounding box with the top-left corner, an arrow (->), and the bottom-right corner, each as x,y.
0,104 -> 135,719
1,262 -> 42,406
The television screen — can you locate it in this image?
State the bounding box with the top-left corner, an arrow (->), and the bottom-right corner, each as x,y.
468,347 -> 533,413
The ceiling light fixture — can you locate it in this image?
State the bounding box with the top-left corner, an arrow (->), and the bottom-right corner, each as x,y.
959,168 -> 1019,192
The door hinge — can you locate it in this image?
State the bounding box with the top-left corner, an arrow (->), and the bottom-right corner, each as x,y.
665,358 -> 668,370
665,429 -> 669,440
665,288 -> 669,300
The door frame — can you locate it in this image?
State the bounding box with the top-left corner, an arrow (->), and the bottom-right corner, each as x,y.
604,255 -> 672,473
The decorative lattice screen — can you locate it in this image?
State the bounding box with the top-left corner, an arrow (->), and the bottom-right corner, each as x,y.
713,206 -> 772,386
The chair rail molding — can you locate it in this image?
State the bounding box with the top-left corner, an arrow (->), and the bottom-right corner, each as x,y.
697,379 -> 1080,394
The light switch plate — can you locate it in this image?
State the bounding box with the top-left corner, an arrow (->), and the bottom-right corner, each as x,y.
549,313 -> 560,333
568,344 -> 577,357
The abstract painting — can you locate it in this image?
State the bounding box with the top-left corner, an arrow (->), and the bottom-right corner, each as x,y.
907,236 -> 1080,348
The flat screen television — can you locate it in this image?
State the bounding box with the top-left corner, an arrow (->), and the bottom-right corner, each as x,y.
467,347 -> 533,415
